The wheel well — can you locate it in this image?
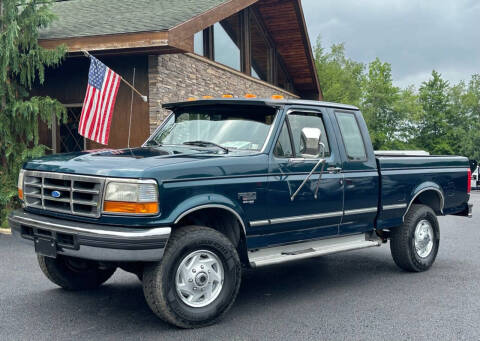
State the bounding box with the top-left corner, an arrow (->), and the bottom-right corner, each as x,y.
175,207 -> 249,265
410,190 -> 443,215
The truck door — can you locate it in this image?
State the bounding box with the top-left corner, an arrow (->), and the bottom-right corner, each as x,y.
250,107 -> 344,249
332,110 -> 379,235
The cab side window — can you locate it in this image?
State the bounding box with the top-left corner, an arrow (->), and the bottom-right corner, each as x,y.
335,111 -> 366,161
274,122 -> 293,158
288,112 -> 331,158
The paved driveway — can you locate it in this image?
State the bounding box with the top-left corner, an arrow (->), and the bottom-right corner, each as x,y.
1,192 -> 479,340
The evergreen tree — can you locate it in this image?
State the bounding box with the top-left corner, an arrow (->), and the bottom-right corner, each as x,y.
416,71 -> 454,155
0,0 -> 66,227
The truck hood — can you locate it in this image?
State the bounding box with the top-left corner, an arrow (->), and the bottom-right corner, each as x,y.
23,146 -> 224,178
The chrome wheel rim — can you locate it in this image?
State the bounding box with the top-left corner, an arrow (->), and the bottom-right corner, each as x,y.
175,250 -> 224,308
414,220 -> 434,258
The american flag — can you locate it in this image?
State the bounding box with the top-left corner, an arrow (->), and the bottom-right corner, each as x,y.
78,56 -> 121,145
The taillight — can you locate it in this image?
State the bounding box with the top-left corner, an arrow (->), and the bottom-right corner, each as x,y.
467,169 -> 472,193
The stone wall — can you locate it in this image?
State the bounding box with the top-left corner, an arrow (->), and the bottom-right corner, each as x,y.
148,53 -> 298,133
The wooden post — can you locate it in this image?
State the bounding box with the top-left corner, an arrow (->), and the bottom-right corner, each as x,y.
203,26 -> 214,60
240,9 -> 251,75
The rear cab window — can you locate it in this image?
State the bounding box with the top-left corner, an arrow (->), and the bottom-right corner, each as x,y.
335,111 -> 367,161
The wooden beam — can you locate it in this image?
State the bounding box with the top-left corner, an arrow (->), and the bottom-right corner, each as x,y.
39,31 -> 169,52
169,0 -> 258,43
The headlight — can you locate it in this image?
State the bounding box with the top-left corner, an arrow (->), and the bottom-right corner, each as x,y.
18,169 -> 25,200
103,179 -> 159,215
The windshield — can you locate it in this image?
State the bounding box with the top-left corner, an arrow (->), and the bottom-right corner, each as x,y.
147,105 -> 277,152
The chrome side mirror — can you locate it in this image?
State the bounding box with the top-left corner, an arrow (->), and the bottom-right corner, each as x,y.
300,127 -> 322,158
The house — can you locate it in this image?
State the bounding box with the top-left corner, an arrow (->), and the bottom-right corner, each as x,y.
35,0 -> 322,152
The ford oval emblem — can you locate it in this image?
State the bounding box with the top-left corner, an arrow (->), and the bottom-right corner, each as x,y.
51,190 -> 61,198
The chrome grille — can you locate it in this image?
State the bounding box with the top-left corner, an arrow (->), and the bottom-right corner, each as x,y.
23,171 -> 105,218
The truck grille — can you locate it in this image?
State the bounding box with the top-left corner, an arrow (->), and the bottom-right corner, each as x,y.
23,171 -> 105,218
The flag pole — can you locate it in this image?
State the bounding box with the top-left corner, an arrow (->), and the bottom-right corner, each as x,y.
127,67 -> 136,148
81,50 -> 147,102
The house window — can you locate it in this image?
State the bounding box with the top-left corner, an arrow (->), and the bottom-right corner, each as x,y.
194,31 -> 203,55
250,14 -> 271,81
214,14 -> 241,71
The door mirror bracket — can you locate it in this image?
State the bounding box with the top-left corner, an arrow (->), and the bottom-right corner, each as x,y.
290,129 -> 327,201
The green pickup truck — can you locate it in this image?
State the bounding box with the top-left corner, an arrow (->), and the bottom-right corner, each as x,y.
9,98 -> 472,328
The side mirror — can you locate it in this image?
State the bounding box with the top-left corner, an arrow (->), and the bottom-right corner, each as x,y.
300,127 -> 323,158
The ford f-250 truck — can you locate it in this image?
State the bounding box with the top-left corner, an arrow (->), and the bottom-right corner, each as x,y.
9,98 -> 473,328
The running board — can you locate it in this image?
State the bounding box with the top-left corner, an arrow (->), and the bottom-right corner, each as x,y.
248,234 -> 381,268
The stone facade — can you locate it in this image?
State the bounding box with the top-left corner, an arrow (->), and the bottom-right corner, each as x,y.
148,53 -> 299,133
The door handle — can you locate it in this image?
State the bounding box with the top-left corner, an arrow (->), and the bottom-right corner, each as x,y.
327,167 -> 342,174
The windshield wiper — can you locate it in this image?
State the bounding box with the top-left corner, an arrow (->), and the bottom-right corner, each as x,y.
183,141 -> 229,153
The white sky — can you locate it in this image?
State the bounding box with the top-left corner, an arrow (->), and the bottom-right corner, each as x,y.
302,0 -> 480,88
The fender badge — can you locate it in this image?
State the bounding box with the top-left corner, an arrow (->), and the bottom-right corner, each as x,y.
238,192 -> 256,204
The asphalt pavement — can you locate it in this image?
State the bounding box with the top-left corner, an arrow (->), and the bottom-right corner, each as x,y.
1,192 -> 479,340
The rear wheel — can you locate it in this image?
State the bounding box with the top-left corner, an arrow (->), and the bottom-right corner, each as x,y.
390,204 -> 440,272
38,255 -> 116,290
142,225 -> 241,328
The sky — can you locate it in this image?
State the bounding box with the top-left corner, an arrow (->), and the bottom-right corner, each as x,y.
302,0 -> 480,88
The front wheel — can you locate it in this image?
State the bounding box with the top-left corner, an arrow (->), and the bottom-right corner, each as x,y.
38,255 -> 116,290
390,204 -> 440,272
142,225 -> 241,328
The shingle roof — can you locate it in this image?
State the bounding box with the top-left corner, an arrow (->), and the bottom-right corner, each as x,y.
40,0 -> 229,39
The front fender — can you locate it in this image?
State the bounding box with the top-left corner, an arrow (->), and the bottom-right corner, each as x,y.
165,194 -> 248,233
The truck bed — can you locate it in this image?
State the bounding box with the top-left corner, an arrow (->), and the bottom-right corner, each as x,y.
376,155 -> 470,229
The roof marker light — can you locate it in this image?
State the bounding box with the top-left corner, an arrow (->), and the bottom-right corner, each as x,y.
222,94 -> 234,98
271,94 -> 284,100
244,93 -> 257,98
187,97 -> 197,101
202,95 -> 213,99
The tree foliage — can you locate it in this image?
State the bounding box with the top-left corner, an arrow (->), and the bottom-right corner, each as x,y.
0,0 -> 66,227
314,38 -> 480,160
314,38 -> 364,107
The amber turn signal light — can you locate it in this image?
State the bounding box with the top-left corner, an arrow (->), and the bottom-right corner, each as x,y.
18,188 -> 23,200
103,201 -> 158,214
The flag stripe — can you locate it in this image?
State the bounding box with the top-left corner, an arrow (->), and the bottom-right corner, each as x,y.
78,56 -> 121,145
79,86 -> 94,136
101,74 -> 120,144
84,90 -> 100,139
95,69 -> 114,142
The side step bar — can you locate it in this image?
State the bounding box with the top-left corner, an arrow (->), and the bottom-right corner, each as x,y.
249,233 -> 381,268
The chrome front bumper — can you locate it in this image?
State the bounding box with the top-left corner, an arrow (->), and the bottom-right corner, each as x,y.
8,209 -> 171,262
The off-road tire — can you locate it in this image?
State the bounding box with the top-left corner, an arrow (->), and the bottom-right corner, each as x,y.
38,255 -> 116,290
143,225 -> 242,328
390,204 -> 440,272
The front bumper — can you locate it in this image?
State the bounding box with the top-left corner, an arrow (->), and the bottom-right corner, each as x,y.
8,209 -> 171,262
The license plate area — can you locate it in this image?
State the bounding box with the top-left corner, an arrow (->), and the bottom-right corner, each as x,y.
35,237 -> 57,258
